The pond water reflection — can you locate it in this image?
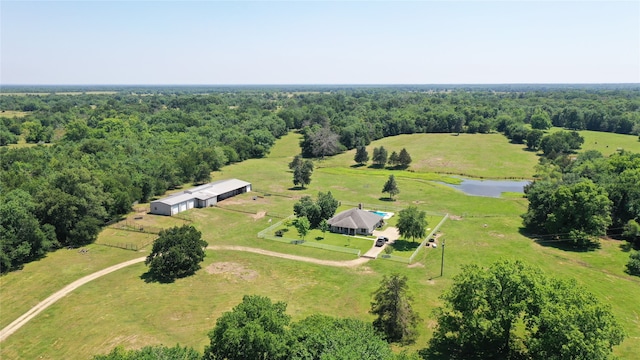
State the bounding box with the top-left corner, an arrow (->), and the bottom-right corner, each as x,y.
440,178 -> 531,198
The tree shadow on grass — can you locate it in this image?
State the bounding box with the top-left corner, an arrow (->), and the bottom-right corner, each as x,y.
288,186 -> 306,191
140,271 -> 176,284
368,164 -> 385,169
378,197 -> 395,202
392,239 -> 420,252
518,228 -> 600,252
618,239 -> 640,252
350,163 -> 366,168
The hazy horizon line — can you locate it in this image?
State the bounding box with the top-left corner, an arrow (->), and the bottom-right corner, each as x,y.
2,83 -> 639,87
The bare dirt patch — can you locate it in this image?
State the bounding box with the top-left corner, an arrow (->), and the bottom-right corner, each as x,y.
489,231 -> 505,238
449,215 -> 463,221
354,266 -> 375,274
206,262 -> 258,281
408,262 -> 425,268
252,211 -> 266,220
219,196 -> 269,206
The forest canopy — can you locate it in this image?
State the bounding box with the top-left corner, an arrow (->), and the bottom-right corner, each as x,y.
1,86 -> 639,272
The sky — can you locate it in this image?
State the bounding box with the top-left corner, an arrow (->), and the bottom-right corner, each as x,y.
1,1 -> 638,85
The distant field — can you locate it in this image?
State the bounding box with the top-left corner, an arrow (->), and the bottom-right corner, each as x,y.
320,133 -> 539,179
0,110 -> 29,117
0,91 -> 117,96
563,128 -> 640,155
6,137 -> 54,149
2,131 -> 639,359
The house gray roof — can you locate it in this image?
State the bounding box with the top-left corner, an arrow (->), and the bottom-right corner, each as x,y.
152,179 -> 250,206
327,208 -> 383,230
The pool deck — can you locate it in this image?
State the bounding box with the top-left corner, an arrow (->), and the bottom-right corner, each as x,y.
367,210 -> 395,220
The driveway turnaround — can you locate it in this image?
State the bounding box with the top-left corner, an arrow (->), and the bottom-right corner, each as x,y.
362,227 -> 400,258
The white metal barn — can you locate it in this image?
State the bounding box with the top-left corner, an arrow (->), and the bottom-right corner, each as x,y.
150,179 -> 251,216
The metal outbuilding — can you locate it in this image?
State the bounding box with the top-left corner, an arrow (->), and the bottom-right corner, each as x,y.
150,179 -> 251,216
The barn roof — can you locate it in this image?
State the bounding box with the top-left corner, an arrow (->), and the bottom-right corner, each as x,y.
151,179 -> 251,206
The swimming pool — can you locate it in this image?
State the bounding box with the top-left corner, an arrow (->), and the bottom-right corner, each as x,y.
369,210 -> 394,220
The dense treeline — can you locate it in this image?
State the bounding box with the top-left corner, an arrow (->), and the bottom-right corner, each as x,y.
523,150 -> 640,248
0,93 -> 288,272
1,87 -> 640,272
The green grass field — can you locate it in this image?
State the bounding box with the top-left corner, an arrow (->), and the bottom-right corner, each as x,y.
320,133 -> 539,179
550,127 -> 640,155
0,110 -> 29,117
2,131 -> 639,359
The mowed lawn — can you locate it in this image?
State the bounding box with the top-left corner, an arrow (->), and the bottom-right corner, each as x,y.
2,131 -> 639,359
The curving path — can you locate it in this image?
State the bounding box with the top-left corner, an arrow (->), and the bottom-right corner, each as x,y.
0,245 -> 369,342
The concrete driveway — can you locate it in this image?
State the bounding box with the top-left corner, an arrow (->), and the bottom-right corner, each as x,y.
362,227 -> 400,258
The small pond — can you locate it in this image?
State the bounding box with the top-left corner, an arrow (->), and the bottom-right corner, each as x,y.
439,178 -> 531,198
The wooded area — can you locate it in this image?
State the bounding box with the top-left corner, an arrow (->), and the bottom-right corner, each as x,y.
1,86 -> 639,273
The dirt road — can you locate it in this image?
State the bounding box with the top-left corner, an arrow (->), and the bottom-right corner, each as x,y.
0,245 -> 369,342
208,245 -> 370,267
0,256 -> 147,342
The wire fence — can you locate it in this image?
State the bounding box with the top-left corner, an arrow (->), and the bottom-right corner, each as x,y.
108,220 -> 164,235
252,189 -> 294,199
378,253 -> 411,264
257,215 -> 361,257
97,241 -> 153,251
408,213 -> 449,264
172,213 -> 194,223
257,215 -> 294,238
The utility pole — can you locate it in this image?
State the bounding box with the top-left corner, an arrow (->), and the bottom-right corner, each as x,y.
440,238 -> 445,277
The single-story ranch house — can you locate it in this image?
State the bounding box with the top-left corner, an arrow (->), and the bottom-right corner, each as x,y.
150,179 -> 251,216
327,208 -> 384,235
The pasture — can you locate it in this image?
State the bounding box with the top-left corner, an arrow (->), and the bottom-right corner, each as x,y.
0,110 -> 29,117
1,132 -> 639,359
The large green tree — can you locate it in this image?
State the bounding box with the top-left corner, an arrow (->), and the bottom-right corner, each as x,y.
530,110 -> 552,130
372,146 -> 388,167
35,167 -> 110,247
293,196 -> 321,227
203,295 -> 292,360
627,251 -> 640,276
539,131 -> 584,158
523,179 -> 612,247
145,225 -> 207,282
293,192 -> 339,228
293,216 -> 310,241
388,151 -> 399,167
396,206 -> 427,242
370,274 -> 421,344
293,159 -> 314,189
525,129 -> 544,151
354,145 -> 369,165
423,260 -> 624,360
289,154 -> 303,170
316,191 -> 339,222
93,345 -> 200,360
623,219 -> 640,248
290,315 -> 395,360
0,190 -> 55,273
382,174 -> 400,200
398,148 -> 412,168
